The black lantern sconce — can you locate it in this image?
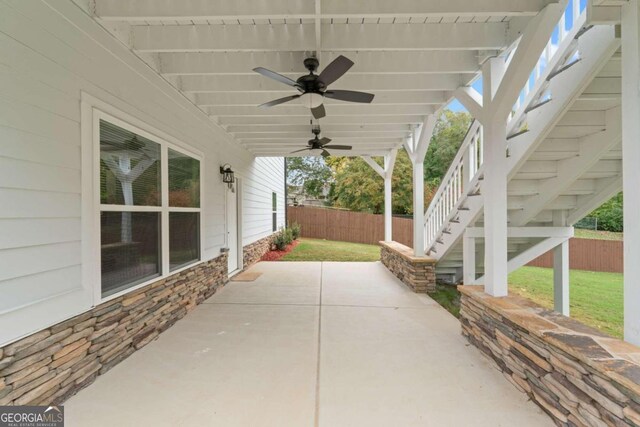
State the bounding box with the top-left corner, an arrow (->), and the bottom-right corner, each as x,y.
220,164 -> 235,190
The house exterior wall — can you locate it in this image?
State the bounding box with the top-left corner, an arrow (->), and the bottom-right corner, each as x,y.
0,1 -> 284,347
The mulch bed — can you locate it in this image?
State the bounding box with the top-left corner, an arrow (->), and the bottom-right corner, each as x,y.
260,240 -> 300,261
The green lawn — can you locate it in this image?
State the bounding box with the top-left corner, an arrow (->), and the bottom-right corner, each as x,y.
281,238 -> 381,262
509,266 -> 623,338
574,229 -> 623,241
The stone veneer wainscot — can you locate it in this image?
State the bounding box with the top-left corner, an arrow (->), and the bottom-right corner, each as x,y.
380,241 -> 436,293
0,253 -> 228,406
459,285 -> 640,427
242,233 -> 276,268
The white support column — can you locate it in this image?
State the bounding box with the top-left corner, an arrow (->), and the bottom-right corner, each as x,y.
481,58 -> 509,297
553,241 -> 570,316
412,115 -> 437,256
384,149 -> 398,242
413,160 -> 425,256
552,211 -> 569,316
622,0 -> 640,345
463,232 -> 476,285
362,150 -> 397,243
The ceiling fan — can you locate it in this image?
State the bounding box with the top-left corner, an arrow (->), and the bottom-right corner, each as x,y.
290,126 -> 352,158
253,55 -> 375,119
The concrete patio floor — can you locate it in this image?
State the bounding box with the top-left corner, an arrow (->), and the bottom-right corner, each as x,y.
65,261 -> 552,426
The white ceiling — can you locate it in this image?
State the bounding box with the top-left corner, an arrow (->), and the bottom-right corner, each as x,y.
90,0 -> 556,157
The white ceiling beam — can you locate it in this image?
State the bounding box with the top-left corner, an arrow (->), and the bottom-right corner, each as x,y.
205,104 -> 435,117
255,150 -> 394,157
242,137 -> 401,144
226,124 -> 413,133
234,133 -> 410,140
180,74 -> 470,93
159,51 -> 480,75
132,23 -> 511,52
194,91 -> 448,106
218,115 -> 425,125
96,0 -> 553,21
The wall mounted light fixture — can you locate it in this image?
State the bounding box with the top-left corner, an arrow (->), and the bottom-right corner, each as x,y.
220,164 -> 235,190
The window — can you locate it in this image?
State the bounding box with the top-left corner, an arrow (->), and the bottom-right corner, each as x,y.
272,192 -> 277,232
98,118 -> 201,298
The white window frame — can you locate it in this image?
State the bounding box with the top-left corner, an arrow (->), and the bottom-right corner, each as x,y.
91,108 -> 204,305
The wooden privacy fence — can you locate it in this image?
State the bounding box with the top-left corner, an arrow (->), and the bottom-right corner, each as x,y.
527,238 -> 623,273
287,206 -> 413,247
287,205 -> 623,273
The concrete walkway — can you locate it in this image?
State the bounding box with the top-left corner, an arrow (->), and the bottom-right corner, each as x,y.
65,262 -> 552,426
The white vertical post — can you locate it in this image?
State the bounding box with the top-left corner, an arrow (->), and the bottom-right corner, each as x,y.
553,241 -> 570,315
553,211 -> 569,315
482,58 -> 509,297
384,174 -> 393,241
383,149 -> 397,242
623,0 -> 640,345
463,232 -> 476,284
413,160 -> 425,256
411,115 -> 436,257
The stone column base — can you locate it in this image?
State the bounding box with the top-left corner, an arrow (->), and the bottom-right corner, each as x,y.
379,241 -> 436,293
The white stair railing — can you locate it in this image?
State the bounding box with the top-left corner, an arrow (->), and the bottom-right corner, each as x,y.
423,0 -> 588,257
424,121 -> 482,252
507,0 -> 587,134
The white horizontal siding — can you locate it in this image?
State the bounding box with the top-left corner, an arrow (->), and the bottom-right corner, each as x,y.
0,0 -> 284,346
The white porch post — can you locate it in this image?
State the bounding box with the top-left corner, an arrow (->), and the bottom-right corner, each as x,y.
553,241 -> 570,315
463,232 -> 476,284
383,150 -> 398,241
407,115 -> 437,257
362,149 -> 398,242
622,0 -> 640,345
553,211 -> 570,315
482,58 -> 509,297
413,160 -> 425,256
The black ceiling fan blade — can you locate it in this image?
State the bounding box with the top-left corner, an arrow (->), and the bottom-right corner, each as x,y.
290,147 -> 311,154
318,55 -> 354,86
253,67 -> 299,88
324,145 -> 352,150
318,137 -> 332,146
321,149 -> 331,158
311,104 -> 326,119
324,90 -> 375,103
258,94 -> 301,108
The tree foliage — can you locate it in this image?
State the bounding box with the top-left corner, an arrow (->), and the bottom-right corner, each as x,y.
286,156 -> 332,199
327,149 -> 433,214
424,110 -> 473,183
590,192 -> 623,232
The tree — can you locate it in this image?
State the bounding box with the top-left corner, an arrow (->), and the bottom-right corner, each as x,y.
286,157 -> 333,199
328,149 -> 437,214
424,110 -> 473,183
590,192 -> 623,232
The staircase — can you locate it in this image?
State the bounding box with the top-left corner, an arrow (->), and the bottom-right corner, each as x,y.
424,0 -> 622,283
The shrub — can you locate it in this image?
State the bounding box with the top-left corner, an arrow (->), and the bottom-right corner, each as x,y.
283,228 -> 294,245
290,222 -> 301,240
273,228 -> 294,251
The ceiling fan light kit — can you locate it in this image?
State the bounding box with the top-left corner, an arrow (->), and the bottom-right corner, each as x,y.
253,55 -> 375,120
